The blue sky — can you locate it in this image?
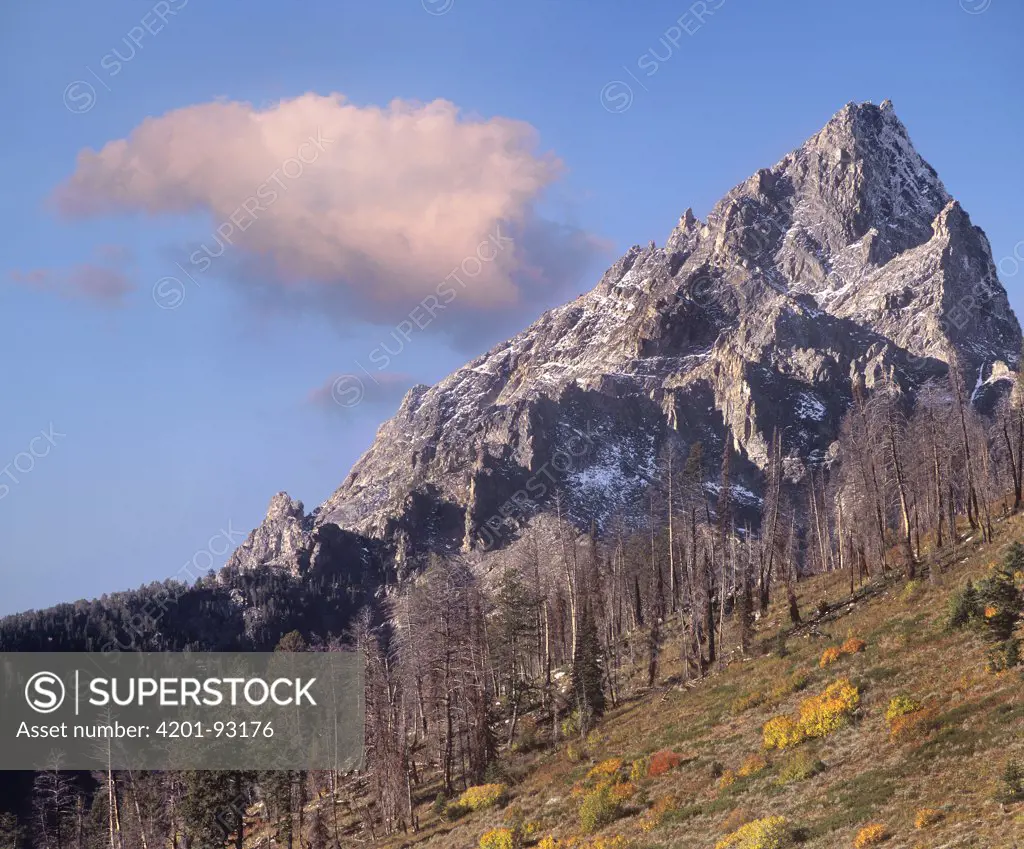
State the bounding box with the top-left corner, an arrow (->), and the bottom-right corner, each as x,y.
1,0 -> 1022,615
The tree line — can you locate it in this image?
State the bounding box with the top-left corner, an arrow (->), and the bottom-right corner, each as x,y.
3,362 -> 1022,847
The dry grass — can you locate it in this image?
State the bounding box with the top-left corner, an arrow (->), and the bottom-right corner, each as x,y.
319,513 -> 1024,849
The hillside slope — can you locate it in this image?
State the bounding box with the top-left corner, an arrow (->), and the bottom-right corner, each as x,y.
325,516 -> 1024,849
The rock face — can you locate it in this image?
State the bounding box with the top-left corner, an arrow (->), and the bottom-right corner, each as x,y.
224,493 -> 312,575
227,101 -> 1021,574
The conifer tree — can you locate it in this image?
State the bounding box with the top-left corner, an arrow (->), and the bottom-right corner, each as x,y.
571,604 -> 605,729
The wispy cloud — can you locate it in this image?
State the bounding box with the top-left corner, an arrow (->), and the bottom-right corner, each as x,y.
9,246 -> 134,304
53,93 -> 603,337
308,371 -> 415,413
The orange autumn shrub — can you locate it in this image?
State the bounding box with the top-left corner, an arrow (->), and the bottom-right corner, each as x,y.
853,823 -> 889,847
587,758 -> 624,782
914,808 -> 942,828
820,646 -> 843,667
841,637 -> 867,654
647,749 -> 683,777
888,706 -> 936,743
639,795 -> 677,832
738,753 -> 768,778
608,782 -> 636,804
822,639 -> 866,668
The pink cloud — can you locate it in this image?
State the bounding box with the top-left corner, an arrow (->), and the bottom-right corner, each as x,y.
308,371 -> 414,412
9,253 -> 133,304
52,93 -> 603,335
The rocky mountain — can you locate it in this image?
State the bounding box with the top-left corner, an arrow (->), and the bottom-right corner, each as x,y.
227,100 -> 1021,576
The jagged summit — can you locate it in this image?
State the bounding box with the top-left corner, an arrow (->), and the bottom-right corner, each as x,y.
225,101 -> 1021,575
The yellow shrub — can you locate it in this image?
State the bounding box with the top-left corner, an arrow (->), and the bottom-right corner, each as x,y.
715,815 -> 792,849
588,837 -> 628,849
820,646 -> 843,667
579,785 -> 622,834
738,754 -> 768,778
765,679 -> 858,747
537,838 -> 559,849
853,823 -> 889,847
629,757 -> 649,783
884,694 -> 921,723
480,828 -> 518,849
717,769 -> 737,790
587,758 -> 624,782
914,808 -> 942,828
763,715 -> 805,750
459,783 -> 508,811
797,679 -> 859,739
841,637 -> 867,655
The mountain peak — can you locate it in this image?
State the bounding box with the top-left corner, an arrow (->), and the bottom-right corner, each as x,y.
826,98 -> 901,137
933,198 -> 970,235
232,104 -> 1021,567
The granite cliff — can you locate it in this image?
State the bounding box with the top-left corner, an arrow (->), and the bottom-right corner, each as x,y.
226,100 -> 1020,577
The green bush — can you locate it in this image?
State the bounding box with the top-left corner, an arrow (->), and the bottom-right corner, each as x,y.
1000,758 -> 1024,802
561,710 -> 583,738
977,557 -> 1023,643
443,801 -> 470,821
986,638 -> 1021,673
578,784 -> 622,834
947,580 -> 980,630
949,546 -> 1023,652
775,750 -> 824,785
431,793 -> 447,818
770,670 -> 809,700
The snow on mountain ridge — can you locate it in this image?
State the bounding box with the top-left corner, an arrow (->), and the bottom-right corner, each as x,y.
225,101 -> 1021,574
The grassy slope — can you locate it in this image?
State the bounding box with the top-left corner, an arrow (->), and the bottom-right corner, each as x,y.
320,514 -> 1024,849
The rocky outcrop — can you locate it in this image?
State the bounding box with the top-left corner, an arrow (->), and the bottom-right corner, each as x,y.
224,493 -> 312,576
226,101 -> 1021,573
